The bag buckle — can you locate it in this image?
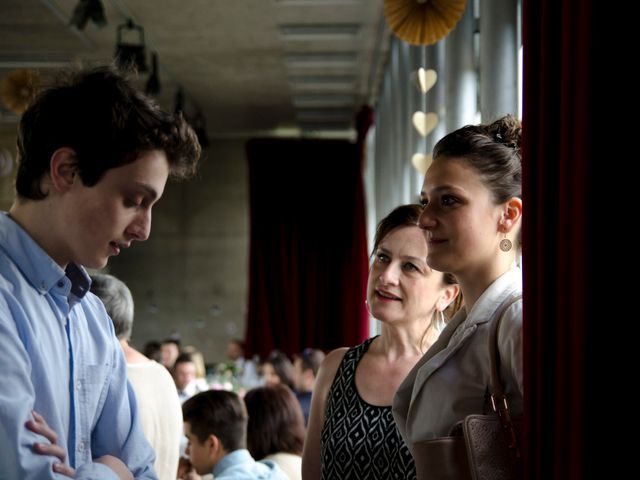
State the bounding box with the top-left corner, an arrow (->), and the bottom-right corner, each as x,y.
491,395 -> 520,456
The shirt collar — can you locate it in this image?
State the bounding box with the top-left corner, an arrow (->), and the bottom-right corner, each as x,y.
0,212 -> 91,299
214,449 -> 254,476
466,266 -> 522,324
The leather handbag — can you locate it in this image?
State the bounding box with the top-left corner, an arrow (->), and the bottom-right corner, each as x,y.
413,295 -> 523,480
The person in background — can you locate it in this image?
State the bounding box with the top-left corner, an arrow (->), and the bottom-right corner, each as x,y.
244,384 -> 305,480
174,352 -> 208,404
181,345 -> 211,387
292,348 -> 325,425
0,64 -> 200,479
143,340 -> 163,363
392,116 -> 523,479
181,390 -> 288,480
90,273 -> 184,480
227,338 -> 260,389
260,351 -> 295,390
160,338 -> 181,370
302,204 -> 460,480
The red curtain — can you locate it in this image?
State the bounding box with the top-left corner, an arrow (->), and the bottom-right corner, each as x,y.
245,138 -> 369,358
522,0 -> 605,478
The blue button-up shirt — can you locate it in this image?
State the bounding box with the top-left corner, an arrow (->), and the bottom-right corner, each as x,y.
0,212 -> 157,479
213,449 -> 288,480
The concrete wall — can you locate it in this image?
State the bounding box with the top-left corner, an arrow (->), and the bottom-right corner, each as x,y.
108,139 -> 249,364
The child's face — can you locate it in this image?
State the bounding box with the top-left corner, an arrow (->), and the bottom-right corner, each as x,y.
183,421 -> 215,475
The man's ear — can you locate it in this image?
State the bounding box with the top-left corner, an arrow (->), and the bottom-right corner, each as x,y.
49,148 -> 78,193
208,433 -> 223,460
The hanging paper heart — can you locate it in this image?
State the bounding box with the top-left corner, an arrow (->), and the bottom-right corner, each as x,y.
412,111 -> 438,137
411,153 -> 432,175
418,68 -> 437,93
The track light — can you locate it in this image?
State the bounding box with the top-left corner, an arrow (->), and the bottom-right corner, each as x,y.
191,111 -> 210,148
114,19 -> 148,72
145,52 -> 160,95
70,0 -> 106,30
174,86 -> 185,115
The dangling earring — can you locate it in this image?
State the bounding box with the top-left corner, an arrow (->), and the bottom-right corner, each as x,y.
433,309 -> 446,332
500,234 -> 513,252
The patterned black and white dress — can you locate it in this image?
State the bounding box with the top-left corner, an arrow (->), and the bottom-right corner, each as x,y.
320,337 -> 417,479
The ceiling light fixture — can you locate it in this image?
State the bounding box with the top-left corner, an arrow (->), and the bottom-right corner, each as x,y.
69,0 -> 107,30
145,52 -> 160,95
285,52 -> 357,68
279,24 -> 361,41
114,19 -> 148,72
191,111 -> 210,148
292,94 -> 355,107
288,75 -> 356,91
174,86 -> 185,115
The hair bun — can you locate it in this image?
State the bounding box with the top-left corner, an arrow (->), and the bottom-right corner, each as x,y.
489,115 -> 521,150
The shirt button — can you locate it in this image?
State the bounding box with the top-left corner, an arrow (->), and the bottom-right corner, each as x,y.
76,380 -> 82,390
57,281 -> 64,288
78,442 -> 85,452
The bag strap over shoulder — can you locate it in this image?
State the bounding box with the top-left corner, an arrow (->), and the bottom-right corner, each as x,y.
488,294 -> 523,399
487,294 -> 523,455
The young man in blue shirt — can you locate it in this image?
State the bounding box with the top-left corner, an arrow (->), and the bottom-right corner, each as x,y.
0,65 -> 200,479
181,390 -> 288,480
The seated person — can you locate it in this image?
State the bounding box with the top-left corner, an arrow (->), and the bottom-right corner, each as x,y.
292,348 -> 325,425
143,341 -> 163,363
260,351 -> 295,390
160,338 -> 181,370
173,353 -> 208,404
181,390 -> 288,479
244,385 -> 306,480
227,339 -> 261,389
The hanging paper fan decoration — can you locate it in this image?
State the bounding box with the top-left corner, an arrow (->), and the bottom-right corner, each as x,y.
0,69 -> 42,115
384,0 -> 467,46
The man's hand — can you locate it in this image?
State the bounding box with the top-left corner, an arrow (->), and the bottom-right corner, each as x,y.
26,410 -> 75,477
177,456 -> 201,480
28,411 -> 133,480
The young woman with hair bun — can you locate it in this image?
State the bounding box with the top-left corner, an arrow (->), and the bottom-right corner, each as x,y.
393,115 -> 524,479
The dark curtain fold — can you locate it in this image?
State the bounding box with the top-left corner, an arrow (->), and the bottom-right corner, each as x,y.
522,0 -> 604,478
245,138 -> 369,358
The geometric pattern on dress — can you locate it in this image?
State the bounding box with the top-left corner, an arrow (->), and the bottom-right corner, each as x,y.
320,337 -> 417,479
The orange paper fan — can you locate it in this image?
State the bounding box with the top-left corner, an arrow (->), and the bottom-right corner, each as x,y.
0,69 -> 42,115
384,0 -> 467,46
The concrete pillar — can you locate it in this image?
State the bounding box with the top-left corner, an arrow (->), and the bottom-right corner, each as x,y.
479,0 -> 519,121
445,1 -> 477,131
425,40 -> 446,154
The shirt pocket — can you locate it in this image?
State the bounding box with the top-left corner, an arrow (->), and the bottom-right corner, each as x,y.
76,364 -> 111,429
